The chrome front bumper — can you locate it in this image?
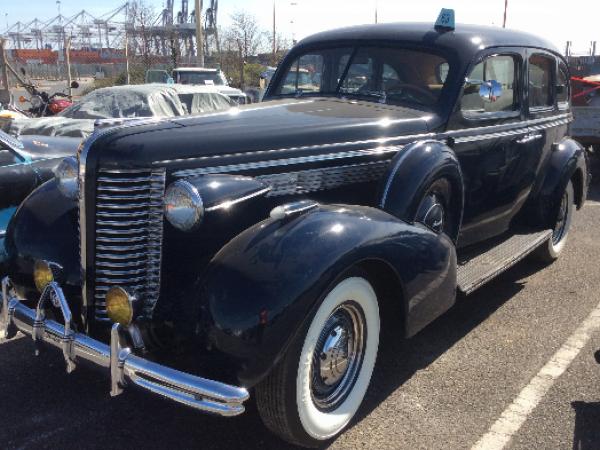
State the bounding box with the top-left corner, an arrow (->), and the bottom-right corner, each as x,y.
0,277 -> 249,416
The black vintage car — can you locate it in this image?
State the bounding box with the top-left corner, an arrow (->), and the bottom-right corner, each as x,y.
0,17 -> 589,447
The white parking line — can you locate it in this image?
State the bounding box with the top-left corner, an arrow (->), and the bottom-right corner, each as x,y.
472,299 -> 600,450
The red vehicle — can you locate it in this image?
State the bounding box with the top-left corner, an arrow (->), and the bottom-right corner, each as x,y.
17,68 -> 79,118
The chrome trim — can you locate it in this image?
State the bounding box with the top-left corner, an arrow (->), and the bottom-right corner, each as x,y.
94,169 -> 166,320
172,114 -> 572,178
269,200 -> 319,220
163,113 -> 572,170
173,146 -> 402,178
204,187 -> 272,212
0,278 -> 249,416
257,161 -> 389,197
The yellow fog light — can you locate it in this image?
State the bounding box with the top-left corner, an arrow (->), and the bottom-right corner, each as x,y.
34,260 -> 54,293
106,287 -> 135,326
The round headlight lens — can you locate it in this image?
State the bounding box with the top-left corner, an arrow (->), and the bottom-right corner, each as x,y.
33,260 -> 54,293
54,156 -> 79,200
164,180 -> 204,231
29,95 -> 43,109
106,287 -> 134,326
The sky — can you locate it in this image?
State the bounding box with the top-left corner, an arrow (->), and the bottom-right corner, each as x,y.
2,0 -> 598,54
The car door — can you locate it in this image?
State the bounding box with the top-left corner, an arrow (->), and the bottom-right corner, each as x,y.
525,50 -> 564,194
447,48 -> 541,248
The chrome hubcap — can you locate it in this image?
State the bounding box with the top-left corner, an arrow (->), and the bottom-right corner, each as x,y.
552,191 -> 569,245
311,301 -> 366,412
418,193 -> 446,234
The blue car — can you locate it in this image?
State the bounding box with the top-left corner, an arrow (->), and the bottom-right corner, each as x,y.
0,130 -> 80,267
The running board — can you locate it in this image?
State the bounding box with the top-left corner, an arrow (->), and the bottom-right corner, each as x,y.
457,229 -> 552,295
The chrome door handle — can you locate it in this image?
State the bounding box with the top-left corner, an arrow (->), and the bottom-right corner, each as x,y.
516,133 -> 543,144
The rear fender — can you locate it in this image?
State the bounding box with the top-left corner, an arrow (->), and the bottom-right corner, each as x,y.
201,204 -> 456,387
379,140 -> 464,242
529,137 -> 588,227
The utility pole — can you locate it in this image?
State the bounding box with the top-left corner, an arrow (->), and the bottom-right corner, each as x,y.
0,39 -> 10,105
65,35 -> 73,97
502,0 -> 508,28
272,1 -> 277,63
375,0 -> 378,24
125,32 -> 130,84
195,0 -> 205,67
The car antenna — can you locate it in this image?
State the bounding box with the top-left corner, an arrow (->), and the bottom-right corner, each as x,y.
434,8 -> 455,32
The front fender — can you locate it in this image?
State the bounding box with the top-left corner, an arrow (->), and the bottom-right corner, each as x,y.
202,204 -> 456,387
5,179 -> 79,296
379,140 -> 464,242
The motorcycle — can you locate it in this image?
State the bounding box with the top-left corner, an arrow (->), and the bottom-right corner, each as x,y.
17,68 -> 79,118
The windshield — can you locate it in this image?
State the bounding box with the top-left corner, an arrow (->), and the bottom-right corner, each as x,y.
175,71 -> 225,86
272,46 -> 450,108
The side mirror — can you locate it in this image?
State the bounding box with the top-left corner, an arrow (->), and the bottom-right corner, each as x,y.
18,95 -> 27,103
70,81 -> 80,89
479,80 -> 503,103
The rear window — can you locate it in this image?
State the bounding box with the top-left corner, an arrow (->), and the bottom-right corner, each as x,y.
529,54 -> 554,108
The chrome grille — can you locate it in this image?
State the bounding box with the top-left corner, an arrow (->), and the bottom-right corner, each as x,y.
93,169 -> 166,321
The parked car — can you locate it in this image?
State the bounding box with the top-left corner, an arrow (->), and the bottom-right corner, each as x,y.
0,16 -> 588,448
0,130 -> 80,267
4,84 -> 234,139
172,67 -> 250,104
571,75 -> 600,156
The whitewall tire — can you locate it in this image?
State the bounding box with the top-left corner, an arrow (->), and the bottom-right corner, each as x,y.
533,180 -> 574,263
256,275 -> 380,447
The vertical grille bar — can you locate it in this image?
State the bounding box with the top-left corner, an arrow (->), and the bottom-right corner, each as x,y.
93,168 -> 166,321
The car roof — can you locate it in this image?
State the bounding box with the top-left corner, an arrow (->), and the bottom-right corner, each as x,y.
173,67 -> 220,73
90,83 -> 222,95
296,22 -> 561,57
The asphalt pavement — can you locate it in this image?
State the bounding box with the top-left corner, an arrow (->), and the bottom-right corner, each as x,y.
0,164 -> 599,450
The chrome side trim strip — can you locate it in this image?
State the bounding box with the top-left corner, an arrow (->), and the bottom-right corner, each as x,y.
161,113 -> 572,168
174,146 -> 402,178
205,187 -> 273,212
172,114 -> 572,178
257,161 -> 390,197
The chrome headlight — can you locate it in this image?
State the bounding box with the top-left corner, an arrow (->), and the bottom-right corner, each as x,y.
54,156 -> 79,200
29,95 -> 43,109
164,180 -> 204,231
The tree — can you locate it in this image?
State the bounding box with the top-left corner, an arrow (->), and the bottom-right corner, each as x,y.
221,11 -> 267,89
127,0 -> 156,73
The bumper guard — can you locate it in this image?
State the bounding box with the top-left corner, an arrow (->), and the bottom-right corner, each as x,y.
0,277 -> 249,416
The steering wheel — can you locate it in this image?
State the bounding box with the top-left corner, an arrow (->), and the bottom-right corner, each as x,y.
386,83 -> 438,104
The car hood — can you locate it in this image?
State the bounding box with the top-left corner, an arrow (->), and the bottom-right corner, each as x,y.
96,97 -> 440,166
18,135 -> 81,161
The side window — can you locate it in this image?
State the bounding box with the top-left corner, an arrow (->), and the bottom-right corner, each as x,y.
340,49 -> 375,94
461,55 -> 519,115
557,62 -> 569,107
382,64 -> 402,90
529,54 -> 554,109
280,53 -> 324,94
